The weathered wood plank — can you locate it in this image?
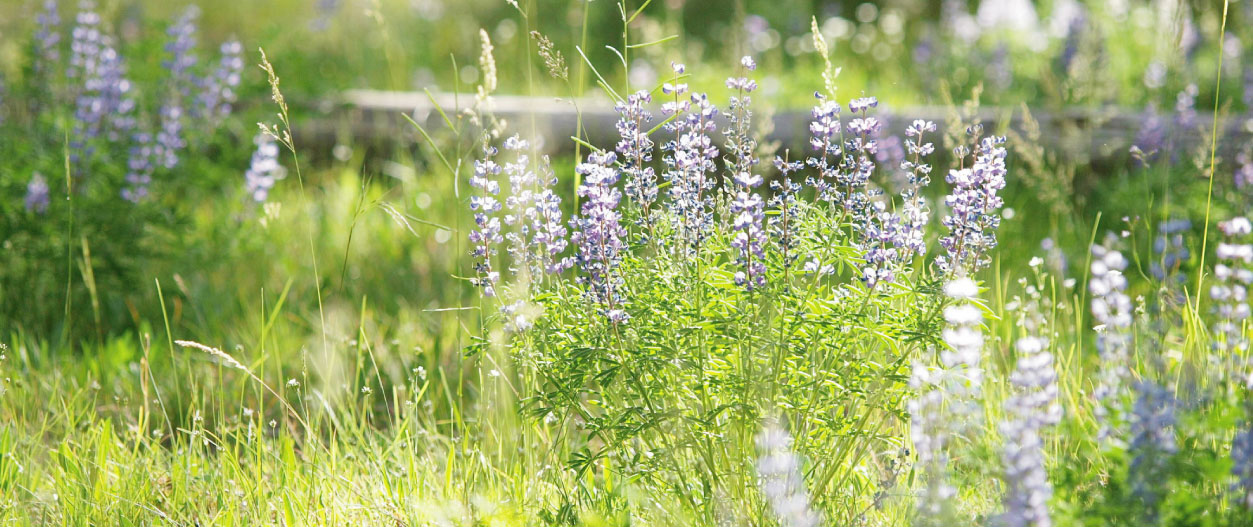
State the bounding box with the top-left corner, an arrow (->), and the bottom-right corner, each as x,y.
294,89 -> 1251,163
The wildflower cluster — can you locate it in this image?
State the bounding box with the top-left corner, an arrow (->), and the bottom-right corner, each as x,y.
28,1 -> 246,206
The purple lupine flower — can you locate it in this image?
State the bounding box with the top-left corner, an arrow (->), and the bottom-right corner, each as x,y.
1089,233 -> 1133,441
909,277 -> 983,524
571,151 -> 628,323
1236,148 -> 1253,190
804,93 -> 841,203
152,6 -> 200,169
164,6 -> 200,97
840,98 -> 882,232
532,157 -> 572,275
1233,422 -> 1253,508
153,102 -> 186,169
122,131 -> 156,203
662,73 -> 719,257
997,283 -> 1061,527
97,41 -> 135,141
68,33 -> 133,161
756,422 -> 821,527
244,132 -> 280,202
25,173 -> 51,214
769,155 -> 804,271
196,39 -> 243,121
1132,103 -> 1166,165
469,144 -> 504,297
67,1 -> 104,160
805,93 -> 881,237
1212,217 -> 1252,371
861,203 -> 903,288
731,189 -> 767,290
1128,381 -> 1177,520
35,0 -> 61,73
1150,218 -> 1191,283
725,56 -> 765,290
68,1 -> 101,81
937,135 -> 1008,277
615,90 -> 657,225
501,136 -> 540,276
897,120 -> 937,260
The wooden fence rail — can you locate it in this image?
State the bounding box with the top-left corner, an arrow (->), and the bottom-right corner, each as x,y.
293,89 -> 1253,164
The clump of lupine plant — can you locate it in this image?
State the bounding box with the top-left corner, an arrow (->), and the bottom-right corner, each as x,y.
6,1 -> 254,337
453,56 -> 1011,522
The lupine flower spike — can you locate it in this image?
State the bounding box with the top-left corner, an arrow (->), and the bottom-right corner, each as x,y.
571,151 -> 629,323
756,422 -> 822,527
244,133 -> 282,202
615,90 -> 657,233
769,155 -> 804,273
469,143 -> 504,297
998,274 -> 1061,527
938,135 -> 1008,277
1089,233 -> 1133,442
725,56 -> 766,290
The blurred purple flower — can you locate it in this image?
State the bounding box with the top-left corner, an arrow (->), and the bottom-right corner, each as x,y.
196,39 -> 244,121
244,132 -> 280,202
25,173 -> 51,214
